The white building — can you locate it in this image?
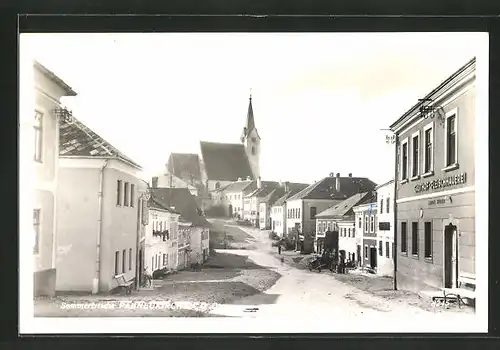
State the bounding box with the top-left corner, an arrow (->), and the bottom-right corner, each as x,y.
375,180 -> 395,277
145,198 -> 180,274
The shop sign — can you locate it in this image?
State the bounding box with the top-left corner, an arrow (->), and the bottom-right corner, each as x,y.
428,198 -> 446,206
414,172 -> 467,193
378,222 -> 391,231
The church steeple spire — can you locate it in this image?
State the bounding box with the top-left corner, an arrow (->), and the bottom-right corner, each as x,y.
245,89 -> 255,133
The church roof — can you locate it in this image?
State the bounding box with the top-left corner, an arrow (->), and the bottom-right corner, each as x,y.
245,96 -> 255,134
166,153 -> 202,185
287,176 -> 377,201
59,115 -> 142,169
199,141 -> 254,182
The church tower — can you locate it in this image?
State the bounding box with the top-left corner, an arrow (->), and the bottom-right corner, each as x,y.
240,91 -> 261,179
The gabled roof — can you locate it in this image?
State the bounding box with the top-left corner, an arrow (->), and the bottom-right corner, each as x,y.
260,187 -> 287,206
199,141 -> 254,181
222,180 -> 254,193
272,188 -> 304,207
148,197 -> 181,215
59,116 -> 142,169
287,176 -> 377,201
316,192 -> 372,218
34,60 -> 77,96
244,181 -> 282,198
167,153 -> 202,185
150,188 -> 211,228
390,57 -> 476,130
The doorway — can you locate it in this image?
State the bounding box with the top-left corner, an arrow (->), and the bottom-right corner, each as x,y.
444,223 -> 458,288
370,247 -> 377,269
228,204 -> 233,217
357,245 -> 361,266
138,248 -> 143,281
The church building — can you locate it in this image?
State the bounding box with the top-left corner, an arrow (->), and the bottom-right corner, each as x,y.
159,93 -> 261,206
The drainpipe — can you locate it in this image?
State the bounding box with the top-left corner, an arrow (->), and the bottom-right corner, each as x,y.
135,194 -> 143,291
393,135 -> 398,291
92,159 -> 109,294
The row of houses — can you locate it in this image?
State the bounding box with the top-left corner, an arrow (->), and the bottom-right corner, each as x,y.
311,57 -> 477,296
27,60 -> 210,297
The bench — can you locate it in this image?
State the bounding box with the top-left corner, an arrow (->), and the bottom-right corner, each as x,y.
438,274 -> 476,308
114,274 -> 134,295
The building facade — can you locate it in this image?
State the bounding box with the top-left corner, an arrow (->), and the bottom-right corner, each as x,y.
55,115 -> 146,293
390,57 -> 476,293
145,199 -> 180,275
375,179 -> 395,277
353,199 -> 378,270
31,61 -> 77,297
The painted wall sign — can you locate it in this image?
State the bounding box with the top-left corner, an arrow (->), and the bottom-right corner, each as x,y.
378,222 -> 391,231
414,172 -> 467,193
428,198 -> 446,206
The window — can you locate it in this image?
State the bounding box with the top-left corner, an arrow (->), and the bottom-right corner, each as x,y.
34,111 -> 43,162
310,207 -> 317,219
364,215 -> 369,232
401,222 -> 408,253
33,209 -> 40,254
401,140 -> 408,180
411,222 -> 419,256
251,146 -> 256,155
423,122 -> 434,173
348,228 -> 351,237
364,245 -> 368,259
358,216 -> 362,228
380,199 -> 383,212
129,248 -> 132,271
117,180 -> 123,206
130,184 -> 135,207
122,249 -> 126,273
385,241 -> 390,258
386,197 -> 390,213
370,216 -> 375,233
163,254 -> 167,266
115,251 -> 120,275
352,227 -> 356,237
411,132 -> 420,178
298,208 -> 301,219
424,221 -> 432,259
379,241 -> 383,256
445,112 -> 457,167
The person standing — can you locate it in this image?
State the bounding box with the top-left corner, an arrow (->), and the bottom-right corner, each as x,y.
278,243 -> 282,255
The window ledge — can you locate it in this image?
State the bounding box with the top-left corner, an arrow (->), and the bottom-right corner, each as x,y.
422,171 -> 434,178
424,257 -> 433,264
400,179 -> 408,185
442,163 -> 459,172
400,252 -> 408,257
410,175 -> 420,181
411,254 -> 419,260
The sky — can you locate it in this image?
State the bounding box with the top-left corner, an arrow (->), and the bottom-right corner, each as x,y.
21,32 -> 485,185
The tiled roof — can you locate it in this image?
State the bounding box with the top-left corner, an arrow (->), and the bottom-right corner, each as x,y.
167,153 -> 202,185
287,176 -> 377,201
272,188 -> 303,207
150,188 -> 211,228
316,192 -> 372,218
260,188 -> 287,205
147,197 -> 181,215
244,181 -> 282,198
59,116 -> 142,169
355,191 -> 378,206
200,141 -> 254,181
222,180 -> 254,193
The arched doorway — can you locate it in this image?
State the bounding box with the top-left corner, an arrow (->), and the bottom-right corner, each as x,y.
228,204 -> 233,218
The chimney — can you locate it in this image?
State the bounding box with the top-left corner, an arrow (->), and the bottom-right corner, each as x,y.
348,173 -> 352,177
257,176 -> 262,189
284,181 -> 289,193
335,173 -> 340,192
152,176 -> 158,188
